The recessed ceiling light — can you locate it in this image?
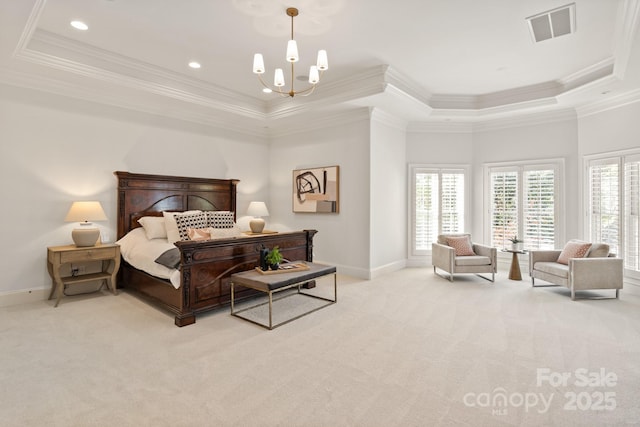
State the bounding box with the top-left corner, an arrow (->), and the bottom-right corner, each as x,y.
188,62 -> 201,69
262,88 -> 273,93
70,21 -> 88,31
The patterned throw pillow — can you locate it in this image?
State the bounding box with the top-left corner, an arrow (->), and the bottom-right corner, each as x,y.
175,212 -> 208,241
446,235 -> 476,256
557,241 -> 592,265
206,211 -> 235,228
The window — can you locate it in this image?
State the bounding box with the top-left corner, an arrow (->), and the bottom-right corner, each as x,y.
625,156 -> 640,272
486,160 -> 562,250
410,165 -> 468,256
588,158 -> 620,255
587,152 -> 640,278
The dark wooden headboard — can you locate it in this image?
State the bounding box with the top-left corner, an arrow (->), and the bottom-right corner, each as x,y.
114,171 -> 240,240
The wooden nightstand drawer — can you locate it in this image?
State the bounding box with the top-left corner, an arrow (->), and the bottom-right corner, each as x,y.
60,247 -> 118,263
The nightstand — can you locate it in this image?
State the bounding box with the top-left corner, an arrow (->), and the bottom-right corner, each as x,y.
47,243 -> 120,307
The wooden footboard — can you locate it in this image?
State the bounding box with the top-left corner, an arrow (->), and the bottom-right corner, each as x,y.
115,171 -> 317,327
175,230 -> 317,326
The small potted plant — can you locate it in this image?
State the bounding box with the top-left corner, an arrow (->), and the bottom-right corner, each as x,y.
509,236 -> 524,251
265,246 -> 283,270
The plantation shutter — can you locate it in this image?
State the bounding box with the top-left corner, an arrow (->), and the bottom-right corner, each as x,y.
441,171 -> 465,234
589,159 -> 620,254
412,167 -> 467,254
624,155 -> 640,271
414,171 -> 439,251
523,168 -> 555,250
490,170 -> 518,248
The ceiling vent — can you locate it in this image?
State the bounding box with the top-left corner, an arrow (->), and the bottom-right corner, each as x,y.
526,3 -> 576,43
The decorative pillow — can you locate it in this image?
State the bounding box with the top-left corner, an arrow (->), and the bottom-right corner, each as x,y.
154,248 -> 181,269
587,243 -> 610,258
163,210 -> 201,243
175,212 -> 208,241
137,216 -> 167,240
557,241 -> 592,265
446,235 -> 475,256
187,228 -> 211,241
210,225 -> 242,240
207,211 -> 235,229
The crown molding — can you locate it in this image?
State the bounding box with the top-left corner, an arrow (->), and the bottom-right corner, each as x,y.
0,68 -> 268,138
472,107 -> 577,132
407,121 -> 474,134
267,107 -> 371,138
613,0 -> 640,80
576,88 -> 640,118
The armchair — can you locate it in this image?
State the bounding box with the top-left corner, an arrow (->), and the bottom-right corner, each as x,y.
529,241 -> 623,300
432,234 -> 497,282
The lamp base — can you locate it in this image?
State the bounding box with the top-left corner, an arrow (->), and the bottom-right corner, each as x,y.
72,227 -> 101,247
249,218 -> 266,233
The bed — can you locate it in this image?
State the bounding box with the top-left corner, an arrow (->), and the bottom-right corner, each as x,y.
114,171 -> 317,327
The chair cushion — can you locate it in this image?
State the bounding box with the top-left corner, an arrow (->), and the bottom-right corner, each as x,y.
533,261 -> 569,278
557,241 -> 592,265
455,255 -> 490,266
446,235 -> 476,256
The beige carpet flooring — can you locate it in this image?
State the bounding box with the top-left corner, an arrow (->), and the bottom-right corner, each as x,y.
1,268 -> 639,427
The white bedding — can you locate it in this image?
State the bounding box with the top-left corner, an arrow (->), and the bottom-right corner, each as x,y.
116,228 -> 181,289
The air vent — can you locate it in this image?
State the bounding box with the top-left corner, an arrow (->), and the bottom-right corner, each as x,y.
526,3 -> 575,43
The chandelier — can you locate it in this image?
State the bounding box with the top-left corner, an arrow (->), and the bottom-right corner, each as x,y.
252,7 -> 328,98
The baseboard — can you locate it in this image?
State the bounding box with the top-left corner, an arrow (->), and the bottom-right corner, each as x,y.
313,260 -> 370,280
0,288 -> 48,308
370,260 -> 406,279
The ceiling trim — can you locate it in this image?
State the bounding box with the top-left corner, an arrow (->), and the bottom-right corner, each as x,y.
576,88 -> 640,117
613,0 -> 640,79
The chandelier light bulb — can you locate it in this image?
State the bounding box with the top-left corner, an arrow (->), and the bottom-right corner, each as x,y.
309,66 -> 320,84
253,54 -> 265,74
274,68 -> 285,87
286,40 -> 299,62
317,50 -> 328,70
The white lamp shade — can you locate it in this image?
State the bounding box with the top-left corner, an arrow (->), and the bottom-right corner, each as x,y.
247,201 -> 269,234
65,201 -> 107,223
286,40 -> 299,62
253,53 -> 265,74
274,68 -> 285,87
247,201 -> 269,217
317,49 -> 328,70
65,201 -> 107,247
308,65 -> 319,84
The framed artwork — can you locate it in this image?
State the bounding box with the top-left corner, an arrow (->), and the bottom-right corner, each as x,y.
293,165 -> 339,213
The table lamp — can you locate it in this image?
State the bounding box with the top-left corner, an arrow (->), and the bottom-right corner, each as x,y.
65,201 -> 108,247
247,201 -> 269,233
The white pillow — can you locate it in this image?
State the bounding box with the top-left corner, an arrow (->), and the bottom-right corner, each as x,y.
210,225 -> 242,239
137,216 -> 167,240
163,210 -> 201,243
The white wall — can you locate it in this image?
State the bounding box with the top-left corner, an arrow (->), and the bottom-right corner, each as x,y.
578,102 -> 640,155
369,110 -> 407,276
0,85 -> 269,298
269,114 -> 371,278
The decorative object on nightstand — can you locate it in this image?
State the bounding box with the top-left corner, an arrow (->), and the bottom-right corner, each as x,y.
247,201 -> 269,233
47,243 -> 120,307
65,201 -> 108,247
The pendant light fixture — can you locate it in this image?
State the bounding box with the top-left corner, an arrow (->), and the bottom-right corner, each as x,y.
252,7 -> 328,97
